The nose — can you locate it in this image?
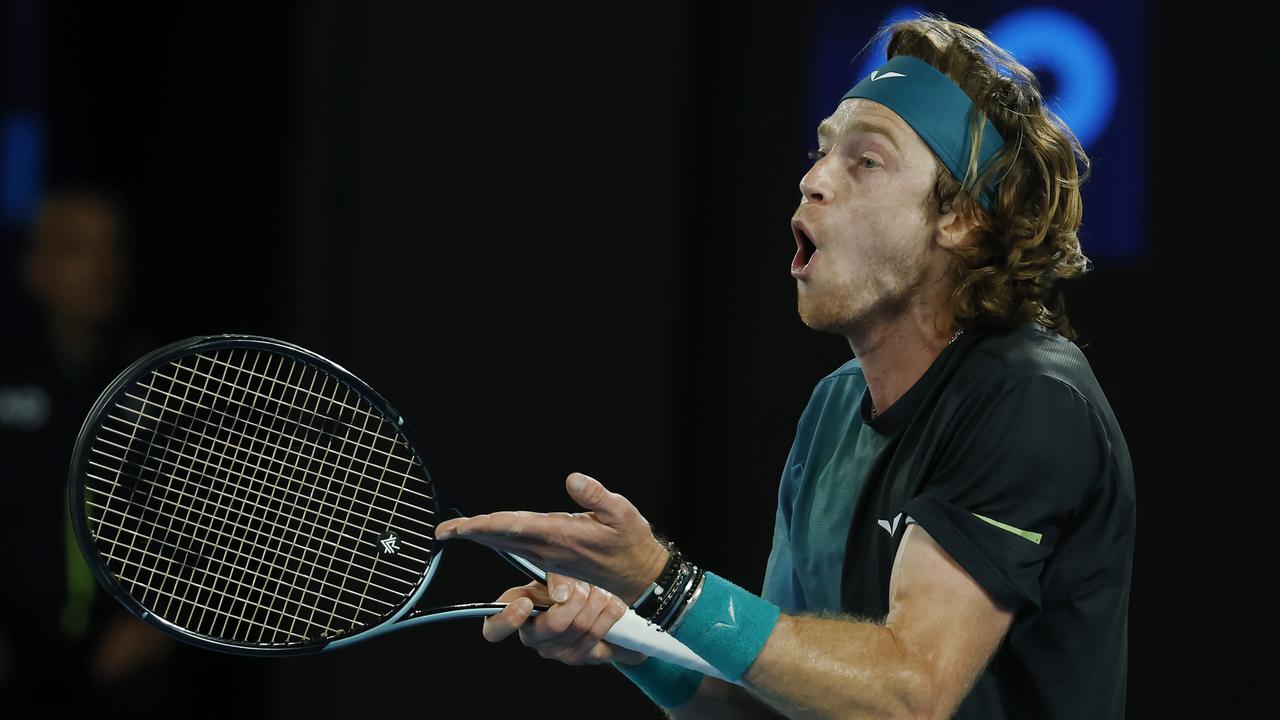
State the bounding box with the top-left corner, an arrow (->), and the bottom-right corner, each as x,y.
798,160 -> 830,204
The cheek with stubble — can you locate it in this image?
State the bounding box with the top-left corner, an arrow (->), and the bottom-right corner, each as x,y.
795,246 -> 872,331
795,218 -> 929,333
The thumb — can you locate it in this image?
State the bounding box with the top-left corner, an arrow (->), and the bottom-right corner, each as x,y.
565,472 -> 628,522
545,572 -> 576,604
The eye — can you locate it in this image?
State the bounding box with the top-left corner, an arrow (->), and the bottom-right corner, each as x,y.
807,148 -> 826,162
859,157 -> 881,169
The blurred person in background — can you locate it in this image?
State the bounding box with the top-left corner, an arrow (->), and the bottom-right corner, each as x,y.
0,187 -> 171,718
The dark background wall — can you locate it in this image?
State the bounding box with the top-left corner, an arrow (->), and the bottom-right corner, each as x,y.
2,0 -> 1266,716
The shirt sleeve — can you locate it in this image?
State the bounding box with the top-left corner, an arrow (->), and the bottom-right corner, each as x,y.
902,374 -> 1108,612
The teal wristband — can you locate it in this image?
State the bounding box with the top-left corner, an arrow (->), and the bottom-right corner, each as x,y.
612,656 -> 703,708
671,571 -> 781,681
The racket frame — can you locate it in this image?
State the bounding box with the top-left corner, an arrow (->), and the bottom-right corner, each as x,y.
68,334 -> 729,683
68,334 -> 455,657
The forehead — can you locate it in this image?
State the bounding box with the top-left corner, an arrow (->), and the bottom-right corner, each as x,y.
816,98 -> 920,154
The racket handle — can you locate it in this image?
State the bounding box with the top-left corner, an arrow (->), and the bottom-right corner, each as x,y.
492,551 -> 735,683
603,608 -> 736,684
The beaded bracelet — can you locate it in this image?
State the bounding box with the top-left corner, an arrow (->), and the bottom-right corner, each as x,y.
631,539 -> 705,632
630,540 -> 684,623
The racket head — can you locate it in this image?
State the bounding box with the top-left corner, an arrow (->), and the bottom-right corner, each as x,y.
68,334 -> 449,656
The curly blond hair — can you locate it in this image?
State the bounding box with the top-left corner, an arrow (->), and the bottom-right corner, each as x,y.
868,13 -> 1093,341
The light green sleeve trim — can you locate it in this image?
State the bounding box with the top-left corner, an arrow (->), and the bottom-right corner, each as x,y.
971,512 -> 1042,545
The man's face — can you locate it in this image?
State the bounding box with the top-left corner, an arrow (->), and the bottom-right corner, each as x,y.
791,98 -> 950,337
27,198 -> 126,326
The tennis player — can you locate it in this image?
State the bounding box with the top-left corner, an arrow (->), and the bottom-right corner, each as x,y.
436,14 -> 1134,718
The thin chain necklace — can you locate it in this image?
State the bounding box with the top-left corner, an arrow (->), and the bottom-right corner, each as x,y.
870,328 -> 964,421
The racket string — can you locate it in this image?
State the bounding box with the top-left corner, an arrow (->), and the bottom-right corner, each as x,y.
126,371 -> 435,502
93,415 -> 435,543
84,451 -> 422,596
127,374 -> 434,504
153,357 -> 423,474
85,348 -> 438,647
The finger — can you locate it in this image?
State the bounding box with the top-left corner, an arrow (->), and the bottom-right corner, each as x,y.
555,587 -> 626,665
432,527 -> 558,567
495,580 -> 549,605
482,582 -> 543,642
521,579 -> 596,655
482,596 -> 535,643
544,572 -> 575,605
565,472 -> 631,524
435,517 -> 463,538
542,582 -> 613,663
438,511 -> 567,542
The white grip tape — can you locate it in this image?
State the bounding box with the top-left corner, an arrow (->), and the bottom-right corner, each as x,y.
603,609 -> 737,684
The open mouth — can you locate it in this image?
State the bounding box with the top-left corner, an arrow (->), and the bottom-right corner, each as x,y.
792,223 -> 818,276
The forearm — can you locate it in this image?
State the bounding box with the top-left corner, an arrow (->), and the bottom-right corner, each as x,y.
665,676 -> 780,720
664,612 -> 934,720
633,614 -> 932,720
739,613 -> 934,720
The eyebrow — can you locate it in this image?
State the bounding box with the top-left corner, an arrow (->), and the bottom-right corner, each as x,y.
817,119 -> 902,154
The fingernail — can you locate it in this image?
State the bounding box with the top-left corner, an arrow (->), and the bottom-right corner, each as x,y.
552,584 -> 571,603
576,580 -> 590,596
436,526 -> 453,540
518,597 -> 533,613
569,474 -> 588,493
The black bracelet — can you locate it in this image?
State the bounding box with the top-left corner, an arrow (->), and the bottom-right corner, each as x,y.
649,558 -> 692,626
631,540 -> 684,622
655,562 -> 701,630
664,565 -> 706,633
630,540 -> 706,632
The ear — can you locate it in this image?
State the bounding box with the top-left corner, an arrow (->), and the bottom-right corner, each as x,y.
932,198 -> 982,251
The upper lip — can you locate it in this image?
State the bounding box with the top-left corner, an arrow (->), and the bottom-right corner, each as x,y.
792,219 -> 817,252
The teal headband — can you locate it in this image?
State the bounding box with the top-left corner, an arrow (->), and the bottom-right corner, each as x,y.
839,55 -> 1004,211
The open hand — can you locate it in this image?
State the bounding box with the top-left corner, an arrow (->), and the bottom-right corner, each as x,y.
436,472 -> 669,603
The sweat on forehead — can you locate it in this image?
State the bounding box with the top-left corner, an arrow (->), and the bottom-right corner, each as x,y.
836,54 -> 1005,211
817,103 -> 910,153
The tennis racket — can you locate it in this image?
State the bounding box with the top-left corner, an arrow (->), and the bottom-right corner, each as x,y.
67,334 -> 724,678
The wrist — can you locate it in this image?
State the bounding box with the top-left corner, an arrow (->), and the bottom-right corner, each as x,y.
629,539 -> 704,631
670,571 -> 781,682
623,537 -> 673,605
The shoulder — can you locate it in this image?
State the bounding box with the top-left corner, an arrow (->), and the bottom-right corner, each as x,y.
938,322 -> 1132,503
948,322 -> 1123,441
820,356 -> 865,384
951,325 -> 1109,454
966,322 -> 1103,402
795,356 -> 868,411
820,356 -> 869,405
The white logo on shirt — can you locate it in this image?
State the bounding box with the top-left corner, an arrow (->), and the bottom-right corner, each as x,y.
870,71 -> 906,81
878,512 -> 903,537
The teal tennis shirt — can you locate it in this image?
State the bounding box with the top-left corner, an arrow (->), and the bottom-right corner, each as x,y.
762,358 -> 877,613
760,321 -> 1134,719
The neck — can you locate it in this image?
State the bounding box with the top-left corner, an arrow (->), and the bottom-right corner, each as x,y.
847,310 -> 958,419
